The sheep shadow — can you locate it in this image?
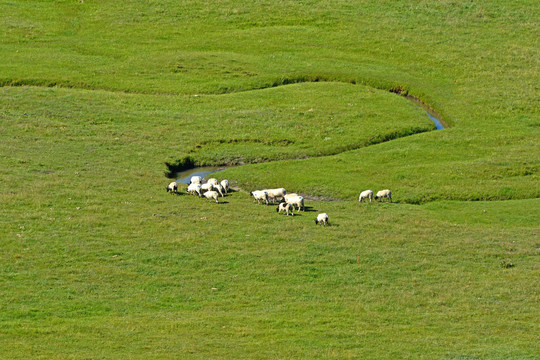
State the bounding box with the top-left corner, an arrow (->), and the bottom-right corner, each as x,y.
287,213 -> 303,217
167,192 -> 184,196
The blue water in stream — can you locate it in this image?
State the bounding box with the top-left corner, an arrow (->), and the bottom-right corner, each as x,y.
427,112 -> 445,130
174,109 -> 445,181
176,166 -> 226,184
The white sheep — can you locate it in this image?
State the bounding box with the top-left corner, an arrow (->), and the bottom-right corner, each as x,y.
283,193 -> 298,202
186,183 -> 202,197
263,188 -> 287,203
375,189 -> 392,202
359,190 -> 373,203
201,183 -> 214,192
276,202 -> 294,216
207,178 -> 219,186
190,176 -> 202,185
220,180 -> 229,194
314,213 -> 329,226
213,183 -> 225,197
250,190 -> 269,205
284,195 -> 304,211
203,190 -> 219,203
166,181 -> 178,194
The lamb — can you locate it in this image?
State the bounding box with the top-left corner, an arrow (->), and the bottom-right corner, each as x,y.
375,189 -> 392,202
220,180 -> 229,194
186,183 -> 202,197
166,181 -> 178,194
263,188 -> 287,203
314,213 -> 329,226
213,183 -> 225,197
250,190 -> 269,205
358,190 -> 373,203
190,176 -> 202,185
207,178 -> 219,186
203,190 -> 219,203
283,195 -> 304,211
276,202 -> 294,216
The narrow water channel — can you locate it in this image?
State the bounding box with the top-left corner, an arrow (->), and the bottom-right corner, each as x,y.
175,166 -> 227,184
405,95 -> 446,130
172,99 -> 446,180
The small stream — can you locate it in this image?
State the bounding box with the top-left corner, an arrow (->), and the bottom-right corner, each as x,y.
175,166 -> 227,184
173,100 -> 446,180
426,112 -> 444,130
405,95 -> 446,130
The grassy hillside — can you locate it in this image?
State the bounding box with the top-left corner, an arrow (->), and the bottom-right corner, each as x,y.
1,0 -> 539,359
0,83 -> 434,167
2,0 -> 538,199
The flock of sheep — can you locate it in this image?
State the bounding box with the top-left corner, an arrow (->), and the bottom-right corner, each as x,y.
167,175 -> 393,226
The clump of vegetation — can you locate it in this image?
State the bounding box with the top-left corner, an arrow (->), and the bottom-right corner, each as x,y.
500,259 -> 515,269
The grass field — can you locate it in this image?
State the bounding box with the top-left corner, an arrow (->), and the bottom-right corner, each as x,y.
1,0 -> 539,359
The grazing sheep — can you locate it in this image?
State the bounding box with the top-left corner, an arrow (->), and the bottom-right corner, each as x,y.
283,193 -> 299,202
201,183 -> 214,192
314,213 -> 329,226
213,183 -> 225,197
220,180 -> 229,194
263,188 -> 287,203
203,190 -> 219,203
276,202 -> 294,216
283,195 -> 304,211
250,190 -> 269,205
207,178 -> 219,186
186,183 -> 202,197
190,176 -> 202,185
166,181 -> 178,194
375,189 -> 392,202
359,190 -> 373,203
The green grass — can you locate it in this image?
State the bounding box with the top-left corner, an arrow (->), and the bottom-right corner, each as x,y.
1,0 -> 539,358
0,82 -> 434,168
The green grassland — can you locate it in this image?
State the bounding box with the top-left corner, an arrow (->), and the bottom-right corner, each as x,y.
1,0 -> 539,359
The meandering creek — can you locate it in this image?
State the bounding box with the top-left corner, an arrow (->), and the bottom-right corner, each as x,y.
173,97 -> 446,181
175,166 -> 228,184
